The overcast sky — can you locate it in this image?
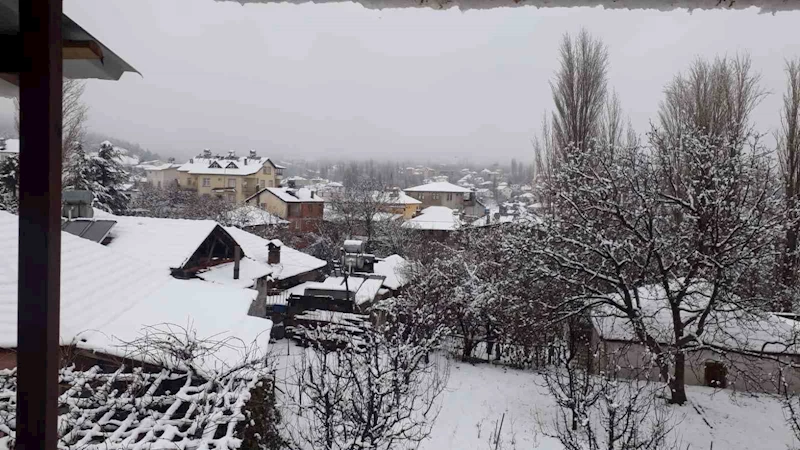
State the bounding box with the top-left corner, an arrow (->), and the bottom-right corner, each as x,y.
1,1 -> 799,164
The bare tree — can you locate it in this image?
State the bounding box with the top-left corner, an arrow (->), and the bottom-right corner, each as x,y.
778,58 -> 800,302
657,54 -> 765,152
325,177 -> 388,250
285,309 -> 449,450
533,128 -> 783,405
551,28 -> 610,154
541,344 -> 676,450
15,78 -> 88,164
600,90 -> 624,151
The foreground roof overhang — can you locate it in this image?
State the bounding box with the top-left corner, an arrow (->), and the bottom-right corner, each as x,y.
0,0 -> 139,97
218,0 -> 796,11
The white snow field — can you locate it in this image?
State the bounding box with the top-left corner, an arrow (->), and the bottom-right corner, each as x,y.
272,340 -> 797,449
423,361 -> 797,450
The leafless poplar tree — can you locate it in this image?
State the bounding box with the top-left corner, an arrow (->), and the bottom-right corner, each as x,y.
778,58 -> 800,300
550,28 -> 610,154
657,54 -> 765,151
600,90 -> 624,150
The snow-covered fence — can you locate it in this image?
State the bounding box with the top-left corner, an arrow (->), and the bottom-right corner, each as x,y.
442,335 -> 563,369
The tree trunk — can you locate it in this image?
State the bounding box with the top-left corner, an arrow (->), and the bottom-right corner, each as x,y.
462,339 -> 474,362
670,352 -> 688,405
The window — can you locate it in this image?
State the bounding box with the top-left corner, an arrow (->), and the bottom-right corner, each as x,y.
268,180 -> 274,187
202,178 -> 211,187
259,179 -> 265,189
704,361 -> 727,388
432,193 -> 439,200
420,193 -> 425,200
226,193 -> 236,203
227,178 -> 236,188
263,166 -> 272,175
447,193 -> 453,201
288,204 -> 301,217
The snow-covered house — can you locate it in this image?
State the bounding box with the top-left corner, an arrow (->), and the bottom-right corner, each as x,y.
585,282 -> 800,394
98,213 -> 247,279
373,254 -> 410,296
374,189 -> 422,220
403,206 -> 462,238
0,211 -> 270,371
224,205 -> 289,234
142,162 -> 181,188
405,181 -> 476,212
176,149 -> 284,203
223,226 -> 327,290
245,187 -> 324,233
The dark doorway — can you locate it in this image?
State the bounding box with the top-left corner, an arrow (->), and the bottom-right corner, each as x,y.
705,361 -> 728,388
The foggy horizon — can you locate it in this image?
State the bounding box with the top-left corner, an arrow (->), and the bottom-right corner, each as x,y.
2,1 -> 799,164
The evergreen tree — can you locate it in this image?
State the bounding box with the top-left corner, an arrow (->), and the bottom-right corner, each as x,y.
89,141 -> 130,214
63,143 -> 91,191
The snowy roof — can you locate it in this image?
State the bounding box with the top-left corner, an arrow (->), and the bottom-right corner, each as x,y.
0,360 -> 269,450
404,181 -> 473,194
177,156 -> 277,176
100,213 -> 223,271
373,254 -> 409,291
225,205 -> 288,227
304,276 -> 364,293
0,211 -> 270,368
0,139 -> 19,155
256,187 -> 324,203
591,281 -> 800,355
217,0 -> 796,11
223,227 -> 327,280
196,257 -> 272,289
375,190 -> 422,205
403,206 -> 462,231
355,277 -> 385,305
143,162 -> 181,171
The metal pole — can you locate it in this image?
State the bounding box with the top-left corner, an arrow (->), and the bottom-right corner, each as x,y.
17,1 -> 63,450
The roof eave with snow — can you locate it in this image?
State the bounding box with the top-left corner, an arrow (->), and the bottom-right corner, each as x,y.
216,0 -> 796,11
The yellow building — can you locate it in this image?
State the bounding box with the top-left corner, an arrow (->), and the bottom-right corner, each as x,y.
376,189 -> 422,220
176,150 -> 283,203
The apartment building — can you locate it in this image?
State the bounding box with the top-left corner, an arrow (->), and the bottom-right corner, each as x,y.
177,149 -> 283,203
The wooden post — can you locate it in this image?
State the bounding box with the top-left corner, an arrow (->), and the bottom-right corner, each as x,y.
233,245 -> 241,280
16,2 -> 63,450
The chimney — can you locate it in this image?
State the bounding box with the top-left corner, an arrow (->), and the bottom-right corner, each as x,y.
233,245 -> 241,280
244,159 -> 248,165
268,241 -> 281,265
202,149 -> 212,158
310,191 -> 315,199
189,158 -> 194,163
249,149 -> 257,158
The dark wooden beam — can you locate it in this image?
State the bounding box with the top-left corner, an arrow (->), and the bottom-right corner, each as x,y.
0,36 -> 102,73
16,3 -> 63,450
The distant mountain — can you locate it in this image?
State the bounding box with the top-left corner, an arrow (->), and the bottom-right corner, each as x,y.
83,132 -> 161,163
0,114 -> 161,163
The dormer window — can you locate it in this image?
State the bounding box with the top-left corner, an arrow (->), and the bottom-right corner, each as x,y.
226,161 -> 239,169
208,161 -> 221,169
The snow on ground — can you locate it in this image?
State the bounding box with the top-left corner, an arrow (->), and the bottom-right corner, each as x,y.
271,340 -> 798,450
424,361 -> 797,450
